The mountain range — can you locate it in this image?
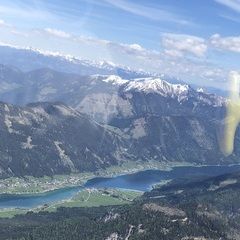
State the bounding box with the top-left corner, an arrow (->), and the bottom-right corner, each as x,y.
0,60 -> 239,178
0,44 -> 238,178
0,44 -> 153,79
0,44 -> 228,96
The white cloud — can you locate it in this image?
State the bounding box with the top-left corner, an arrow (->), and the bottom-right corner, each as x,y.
104,41 -> 161,62
75,36 -> 158,59
163,49 -> 183,58
0,19 -> 5,26
0,19 -> 11,27
201,68 -> 227,82
128,44 -> 145,51
215,0 -> 240,13
116,43 -> 153,56
104,0 -> 191,25
52,31 -> 223,87
0,4 -> 55,22
43,28 -> 71,39
220,13 -> 240,23
210,33 -> 240,53
10,29 -> 29,37
0,25 -> 233,88
162,33 -> 208,57
76,36 -> 110,45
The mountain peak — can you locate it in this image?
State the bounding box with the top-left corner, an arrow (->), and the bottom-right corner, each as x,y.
124,77 -> 190,99
27,102 -> 78,117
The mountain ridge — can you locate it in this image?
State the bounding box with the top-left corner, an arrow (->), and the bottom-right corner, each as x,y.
0,98 -> 239,179
0,101 -> 132,178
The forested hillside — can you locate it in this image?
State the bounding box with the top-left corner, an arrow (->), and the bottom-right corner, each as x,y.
1,171 -> 240,240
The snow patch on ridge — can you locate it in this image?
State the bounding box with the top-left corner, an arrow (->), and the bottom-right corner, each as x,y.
102,75 -> 129,85
4,116 -> 13,133
22,136 -> 34,149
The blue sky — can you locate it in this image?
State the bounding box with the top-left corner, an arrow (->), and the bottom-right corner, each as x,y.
0,0 -> 240,89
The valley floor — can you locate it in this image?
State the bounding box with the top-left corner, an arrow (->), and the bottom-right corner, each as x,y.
0,160 -> 193,195
0,160 -> 193,218
0,188 -> 142,218
0,160 -> 237,219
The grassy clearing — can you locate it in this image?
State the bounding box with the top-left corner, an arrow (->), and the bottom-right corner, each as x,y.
46,188 -> 142,212
0,188 -> 142,218
0,209 -> 28,218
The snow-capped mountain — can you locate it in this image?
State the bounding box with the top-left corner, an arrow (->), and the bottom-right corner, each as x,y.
0,43 -> 228,96
95,75 -> 225,106
92,74 -> 191,101
124,77 -> 190,101
0,65 -> 225,122
0,43 -> 155,79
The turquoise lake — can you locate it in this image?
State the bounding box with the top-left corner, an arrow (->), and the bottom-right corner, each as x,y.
0,164 -> 240,209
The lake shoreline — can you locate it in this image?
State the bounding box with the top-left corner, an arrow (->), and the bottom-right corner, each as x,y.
1,163 -> 240,214
0,160 -> 193,195
0,161 -> 240,196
